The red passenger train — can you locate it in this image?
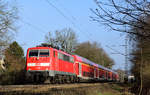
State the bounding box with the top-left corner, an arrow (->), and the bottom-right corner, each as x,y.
26,45 -> 119,83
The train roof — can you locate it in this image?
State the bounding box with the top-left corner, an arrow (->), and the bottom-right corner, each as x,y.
28,46 -> 73,57
28,46 -> 118,75
97,64 -> 106,70
28,47 -> 50,50
102,66 -> 118,74
74,55 -> 118,74
74,55 -> 112,70
74,55 -> 98,66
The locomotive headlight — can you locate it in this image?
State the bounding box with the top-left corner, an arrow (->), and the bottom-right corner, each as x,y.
27,63 -> 50,66
28,63 -> 35,66
40,63 -> 50,66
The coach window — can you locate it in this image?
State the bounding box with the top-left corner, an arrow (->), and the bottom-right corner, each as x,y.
83,72 -> 86,76
106,72 -> 108,78
64,55 -> 69,62
70,57 -> 74,63
112,74 -> 115,79
58,53 -> 60,59
102,69 -> 104,78
108,72 -> 110,79
53,51 -> 55,57
58,53 -> 63,60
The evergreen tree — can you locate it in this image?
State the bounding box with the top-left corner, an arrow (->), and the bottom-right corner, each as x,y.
0,41 -> 25,85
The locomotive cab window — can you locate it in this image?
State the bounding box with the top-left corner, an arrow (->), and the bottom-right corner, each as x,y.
29,50 -> 38,57
39,50 -> 49,57
29,49 -> 50,57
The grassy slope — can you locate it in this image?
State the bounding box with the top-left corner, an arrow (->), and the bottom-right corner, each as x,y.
94,83 -> 134,95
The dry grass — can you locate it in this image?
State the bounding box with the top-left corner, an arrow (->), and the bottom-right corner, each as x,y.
0,83 -> 134,95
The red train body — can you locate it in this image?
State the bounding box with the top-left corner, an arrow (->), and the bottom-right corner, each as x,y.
26,46 -> 119,83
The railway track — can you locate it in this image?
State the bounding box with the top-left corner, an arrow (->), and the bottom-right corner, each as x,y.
0,83 -> 104,93
0,83 -> 132,95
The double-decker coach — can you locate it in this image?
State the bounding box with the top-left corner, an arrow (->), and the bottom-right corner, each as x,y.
73,55 -> 97,81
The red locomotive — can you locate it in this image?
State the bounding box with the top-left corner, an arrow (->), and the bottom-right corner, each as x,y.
26,45 -> 119,83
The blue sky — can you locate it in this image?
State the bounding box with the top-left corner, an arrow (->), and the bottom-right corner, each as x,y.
12,0 -> 127,70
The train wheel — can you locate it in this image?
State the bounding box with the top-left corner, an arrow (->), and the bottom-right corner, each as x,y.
59,76 -> 64,84
39,76 -> 45,84
51,77 -> 56,84
33,75 -> 37,84
74,77 -> 77,83
44,77 -> 50,84
75,77 -> 79,83
33,75 -> 40,84
63,75 -> 67,83
68,76 -> 71,83
70,76 -> 74,83
55,76 -> 60,84
61,75 -> 65,84
77,77 -> 80,83
57,76 -> 61,84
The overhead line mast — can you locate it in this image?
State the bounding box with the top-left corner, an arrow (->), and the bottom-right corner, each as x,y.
125,35 -> 128,76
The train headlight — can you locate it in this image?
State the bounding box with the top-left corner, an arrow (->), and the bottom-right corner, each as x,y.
40,63 -> 50,66
27,63 -> 35,66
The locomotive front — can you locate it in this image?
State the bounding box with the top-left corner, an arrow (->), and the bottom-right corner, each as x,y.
26,47 -> 52,82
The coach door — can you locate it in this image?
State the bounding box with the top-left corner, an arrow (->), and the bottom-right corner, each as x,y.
79,63 -> 82,76
94,67 -> 96,78
97,68 -> 99,78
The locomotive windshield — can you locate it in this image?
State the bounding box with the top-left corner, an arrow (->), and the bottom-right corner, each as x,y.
29,50 -> 38,57
39,50 -> 49,57
29,49 -> 49,57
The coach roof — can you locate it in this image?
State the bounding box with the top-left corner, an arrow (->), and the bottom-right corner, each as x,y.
74,55 -> 98,66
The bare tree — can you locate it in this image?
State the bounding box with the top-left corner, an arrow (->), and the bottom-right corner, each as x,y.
0,0 -> 18,56
91,0 -> 150,39
91,0 -> 150,94
45,28 -> 78,53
